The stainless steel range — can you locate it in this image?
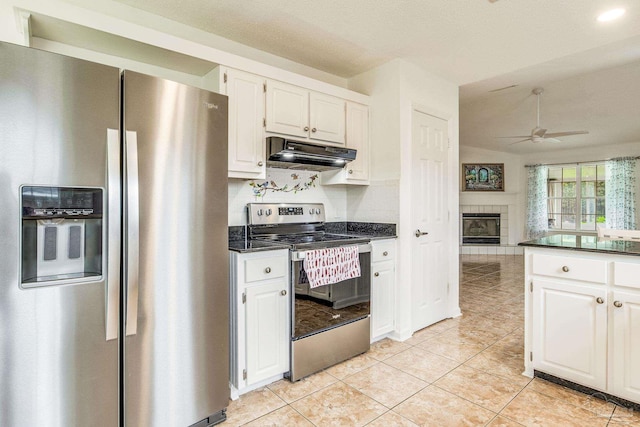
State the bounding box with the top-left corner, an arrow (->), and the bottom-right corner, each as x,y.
247,203 -> 371,381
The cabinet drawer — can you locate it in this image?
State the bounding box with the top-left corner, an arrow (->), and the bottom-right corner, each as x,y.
244,256 -> 288,283
532,253 -> 606,283
372,241 -> 395,262
613,261 -> 640,289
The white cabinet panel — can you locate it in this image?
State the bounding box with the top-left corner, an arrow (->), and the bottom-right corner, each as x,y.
613,262 -> 640,289
532,279 -> 607,390
532,253 -> 607,283
244,255 -> 287,283
309,92 -> 345,144
611,290 -> 640,403
265,81 -> 309,138
245,280 -> 289,385
371,239 -> 395,340
266,80 -> 346,144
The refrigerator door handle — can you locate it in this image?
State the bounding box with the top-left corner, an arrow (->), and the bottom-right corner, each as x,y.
106,129 -> 121,341
125,130 -> 140,336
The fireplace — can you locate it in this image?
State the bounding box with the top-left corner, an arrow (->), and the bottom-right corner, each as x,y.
462,213 -> 501,245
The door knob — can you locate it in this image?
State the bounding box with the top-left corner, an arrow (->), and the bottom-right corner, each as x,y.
257,161 -> 264,167
596,297 -> 604,304
562,266 -> 570,272
280,290 -> 287,296
348,169 -> 353,174
311,127 -> 317,133
415,229 -> 429,238
304,126 -> 309,132
374,272 -> 379,277
614,301 -> 623,308
265,267 -> 271,273
383,251 -> 388,256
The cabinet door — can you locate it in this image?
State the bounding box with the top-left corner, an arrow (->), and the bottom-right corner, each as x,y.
245,280 -> 289,385
371,259 -> 394,339
265,80 -> 309,138
309,92 -> 345,144
344,102 -> 369,181
225,69 -> 266,178
532,279 -> 607,390
611,290 -> 640,403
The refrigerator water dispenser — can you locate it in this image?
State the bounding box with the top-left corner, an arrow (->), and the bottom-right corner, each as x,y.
21,186 -> 103,286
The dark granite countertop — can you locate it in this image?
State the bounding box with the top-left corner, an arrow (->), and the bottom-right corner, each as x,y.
519,234 -> 640,257
228,239 -> 291,253
228,222 -> 397,253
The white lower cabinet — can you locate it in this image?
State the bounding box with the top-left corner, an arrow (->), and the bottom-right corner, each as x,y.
531,279 -> 607,390
230,249 -> 290,396
525,247 -> 640,405
370,239 -> 396,341
611,290 -> 640,403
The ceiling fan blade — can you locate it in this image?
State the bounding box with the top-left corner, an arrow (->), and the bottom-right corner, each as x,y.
544,131 -> 589,138
509,138 -> 532,145
496,135 -> 533,139
545,138 -> 562,143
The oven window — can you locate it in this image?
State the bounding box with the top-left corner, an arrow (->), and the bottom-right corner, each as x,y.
292,251 -> 371,339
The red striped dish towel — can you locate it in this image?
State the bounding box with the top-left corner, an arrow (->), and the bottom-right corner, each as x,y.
303,246 -> 361,288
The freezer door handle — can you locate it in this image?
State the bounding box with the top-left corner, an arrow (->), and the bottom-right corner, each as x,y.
106,129 -> 121,341
125,130 -> 140,336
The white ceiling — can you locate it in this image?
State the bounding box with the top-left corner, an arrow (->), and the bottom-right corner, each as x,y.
76,0 -> 640,153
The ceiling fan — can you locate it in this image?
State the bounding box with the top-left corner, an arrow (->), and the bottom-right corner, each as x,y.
498,88 -> 589,144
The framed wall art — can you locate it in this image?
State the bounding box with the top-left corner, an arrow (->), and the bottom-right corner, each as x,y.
462,163 -> 504,191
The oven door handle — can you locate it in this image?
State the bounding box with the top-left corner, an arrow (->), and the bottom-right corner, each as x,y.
292,243 -> 371,261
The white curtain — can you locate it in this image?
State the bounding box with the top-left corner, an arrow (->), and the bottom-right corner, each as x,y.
526,165 -> 548,239
605,157 -> 637,230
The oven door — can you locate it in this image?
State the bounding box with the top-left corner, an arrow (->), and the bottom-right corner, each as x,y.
291,244 -> 371,341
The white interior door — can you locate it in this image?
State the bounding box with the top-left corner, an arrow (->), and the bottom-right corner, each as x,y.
411,110 -> 449,331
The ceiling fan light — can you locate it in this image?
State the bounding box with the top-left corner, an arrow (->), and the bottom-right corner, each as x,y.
597,8 -> 626,22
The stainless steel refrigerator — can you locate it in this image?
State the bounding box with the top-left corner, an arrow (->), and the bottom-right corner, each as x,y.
0,42 -> 229,427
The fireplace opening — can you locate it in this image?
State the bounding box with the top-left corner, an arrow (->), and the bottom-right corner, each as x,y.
462,213 -> 500,245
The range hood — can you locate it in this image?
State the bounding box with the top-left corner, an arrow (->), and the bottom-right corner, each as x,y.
266,137 -> 356,171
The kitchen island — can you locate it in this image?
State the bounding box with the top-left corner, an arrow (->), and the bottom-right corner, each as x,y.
520,234 -> 640,409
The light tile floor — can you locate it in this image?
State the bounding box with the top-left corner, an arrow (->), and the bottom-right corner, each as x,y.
221,255 -> 640,426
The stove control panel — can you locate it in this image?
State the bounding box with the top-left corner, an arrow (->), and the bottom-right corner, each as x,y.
247,203 -> 325,225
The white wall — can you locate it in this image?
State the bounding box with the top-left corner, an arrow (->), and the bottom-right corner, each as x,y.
349,59 -> 461,339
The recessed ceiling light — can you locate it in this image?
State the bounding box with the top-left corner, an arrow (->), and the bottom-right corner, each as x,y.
597,8 -> 626,22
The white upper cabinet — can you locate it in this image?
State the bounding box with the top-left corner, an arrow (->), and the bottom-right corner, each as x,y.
266,80 -> 345,144
221,68 -> 267,179
320,102 -> 370,185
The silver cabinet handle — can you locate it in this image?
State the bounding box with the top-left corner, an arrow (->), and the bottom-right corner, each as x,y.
348,169 -> 353,174
257,161 -> 264,167
383,251 -> 388,256
280,290 -> 287,296
125,130 -> 140,337
311,127 -> 317,133
596,297 -> 604,304
415,229 -> 429,238
265,267 -> 271,274
304,126 -> 309,132
614,301 -> 623,308
105,129 -> 121,341
374,272 -> 380,277
562,266 -> 570,272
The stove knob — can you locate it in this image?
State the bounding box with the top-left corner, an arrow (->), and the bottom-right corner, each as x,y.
256,209 -> 263,216
309,208 -> 314,215
265,208 -> 272,216
315,208 -> 321,214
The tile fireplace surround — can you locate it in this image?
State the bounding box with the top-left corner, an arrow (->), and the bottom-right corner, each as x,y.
460,205 -> 523,255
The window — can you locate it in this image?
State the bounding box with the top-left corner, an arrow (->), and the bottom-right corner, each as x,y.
547,164 -> 606,231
